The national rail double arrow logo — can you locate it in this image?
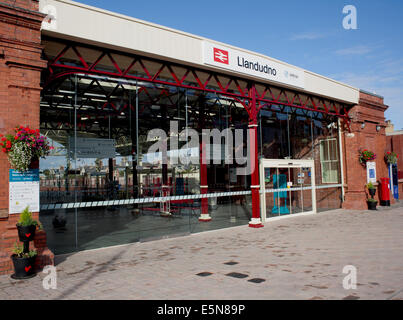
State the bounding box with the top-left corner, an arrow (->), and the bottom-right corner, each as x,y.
25,233 -> 31,238
213,48 -> 229,65
25,266 -> 31,272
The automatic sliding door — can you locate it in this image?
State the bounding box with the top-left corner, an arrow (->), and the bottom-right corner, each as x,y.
260,159 -> 315,222
287,166 -> 303,215
264,167 -> 290,218
301,166 -> 313,212
263,167 -> 281,218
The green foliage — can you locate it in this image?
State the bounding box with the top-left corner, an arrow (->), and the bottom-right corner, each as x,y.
12,242 -> 23,256
12,243 -> 37,258
367,198 -> 377,203
358,149 -> 376,165
17,206 -> 39,227
366,182 -> 375,189
1,126 -> 53,172
385,151 -> 398,165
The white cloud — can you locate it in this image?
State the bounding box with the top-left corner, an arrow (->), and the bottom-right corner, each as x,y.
290,32 -> 325,41
331,70 -> 403,129
378,58 -> 403,75
335,45 -> 373,55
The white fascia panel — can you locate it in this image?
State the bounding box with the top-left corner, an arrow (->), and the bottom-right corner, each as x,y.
39,0 -> 359,104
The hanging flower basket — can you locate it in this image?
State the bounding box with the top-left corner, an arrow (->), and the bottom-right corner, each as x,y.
385,151 -> 398,165
0,126 -> 53,172
358,149 -> 376,166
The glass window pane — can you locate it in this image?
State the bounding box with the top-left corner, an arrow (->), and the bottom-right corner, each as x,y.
326,140 -> 330,160
331,161 -> 339,183
320,141 -> 325,161
321,162 -> 329,183
329,139 -> 338,161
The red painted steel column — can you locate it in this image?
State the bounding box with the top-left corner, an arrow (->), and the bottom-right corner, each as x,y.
248,84 -> 263,228
198,95 -> 211,221
199,136 -> 211,221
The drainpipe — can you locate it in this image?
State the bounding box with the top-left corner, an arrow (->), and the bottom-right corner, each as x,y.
338,118 -> 345,202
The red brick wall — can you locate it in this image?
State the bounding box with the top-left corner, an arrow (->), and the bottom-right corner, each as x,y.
0,0 -> 54,275
1,0 -> 39,11
386,134 -> 403,199
342,92 -> 390,210
386,134 -> 403,178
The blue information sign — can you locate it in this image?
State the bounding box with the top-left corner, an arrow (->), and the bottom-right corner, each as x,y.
9,169 -> 39,182
9,169 -> 40,214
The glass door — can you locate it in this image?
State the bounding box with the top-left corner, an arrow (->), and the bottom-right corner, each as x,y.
260,159 -> 316,222
301,166 -> 313,212
288,166 -> 303,215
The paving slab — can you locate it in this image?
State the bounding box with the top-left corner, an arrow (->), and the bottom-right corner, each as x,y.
0,204 -> 402,300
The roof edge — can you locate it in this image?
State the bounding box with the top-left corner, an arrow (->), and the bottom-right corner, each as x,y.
50,0 -> 359,96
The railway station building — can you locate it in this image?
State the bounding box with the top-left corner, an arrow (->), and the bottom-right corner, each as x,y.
0,0 -> 399,274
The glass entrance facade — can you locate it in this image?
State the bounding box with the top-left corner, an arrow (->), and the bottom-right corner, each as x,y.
259,108 -> 342,212
39,40 -> 344,255
40,75 -> 254,254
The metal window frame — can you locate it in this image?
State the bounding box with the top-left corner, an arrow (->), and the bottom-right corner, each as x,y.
319,138 -> 339,184
259,159 -> 316,223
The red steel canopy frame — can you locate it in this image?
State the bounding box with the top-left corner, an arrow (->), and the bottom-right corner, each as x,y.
42,38 -> 353,228
42,38 -> 352,128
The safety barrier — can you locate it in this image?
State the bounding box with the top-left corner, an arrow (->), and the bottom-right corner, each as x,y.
40,184 -> 342,211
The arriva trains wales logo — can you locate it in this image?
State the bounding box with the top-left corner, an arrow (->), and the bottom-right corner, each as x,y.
213,48 -> 229,64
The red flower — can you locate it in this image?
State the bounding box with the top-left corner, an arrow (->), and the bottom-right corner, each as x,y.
2,148 -> 6,153
1,137 -> 6,141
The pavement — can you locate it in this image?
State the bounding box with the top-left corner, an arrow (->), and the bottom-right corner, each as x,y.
0,203 -> 402,300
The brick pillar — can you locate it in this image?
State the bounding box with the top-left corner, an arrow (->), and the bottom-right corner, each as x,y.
342,91 -> 389,210
0,0 -> 54,275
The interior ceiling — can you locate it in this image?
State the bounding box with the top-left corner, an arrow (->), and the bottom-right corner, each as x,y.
40,75 -> 334,156
40,74 -> 251,153
40,38 -> 339,154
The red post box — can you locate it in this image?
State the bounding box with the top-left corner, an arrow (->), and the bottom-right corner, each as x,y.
379,177 -> 391,206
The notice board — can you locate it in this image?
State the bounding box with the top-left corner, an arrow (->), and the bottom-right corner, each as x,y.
9,169 -> 40,214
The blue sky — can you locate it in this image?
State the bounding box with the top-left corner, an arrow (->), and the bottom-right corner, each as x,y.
77,0 -> 403,129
